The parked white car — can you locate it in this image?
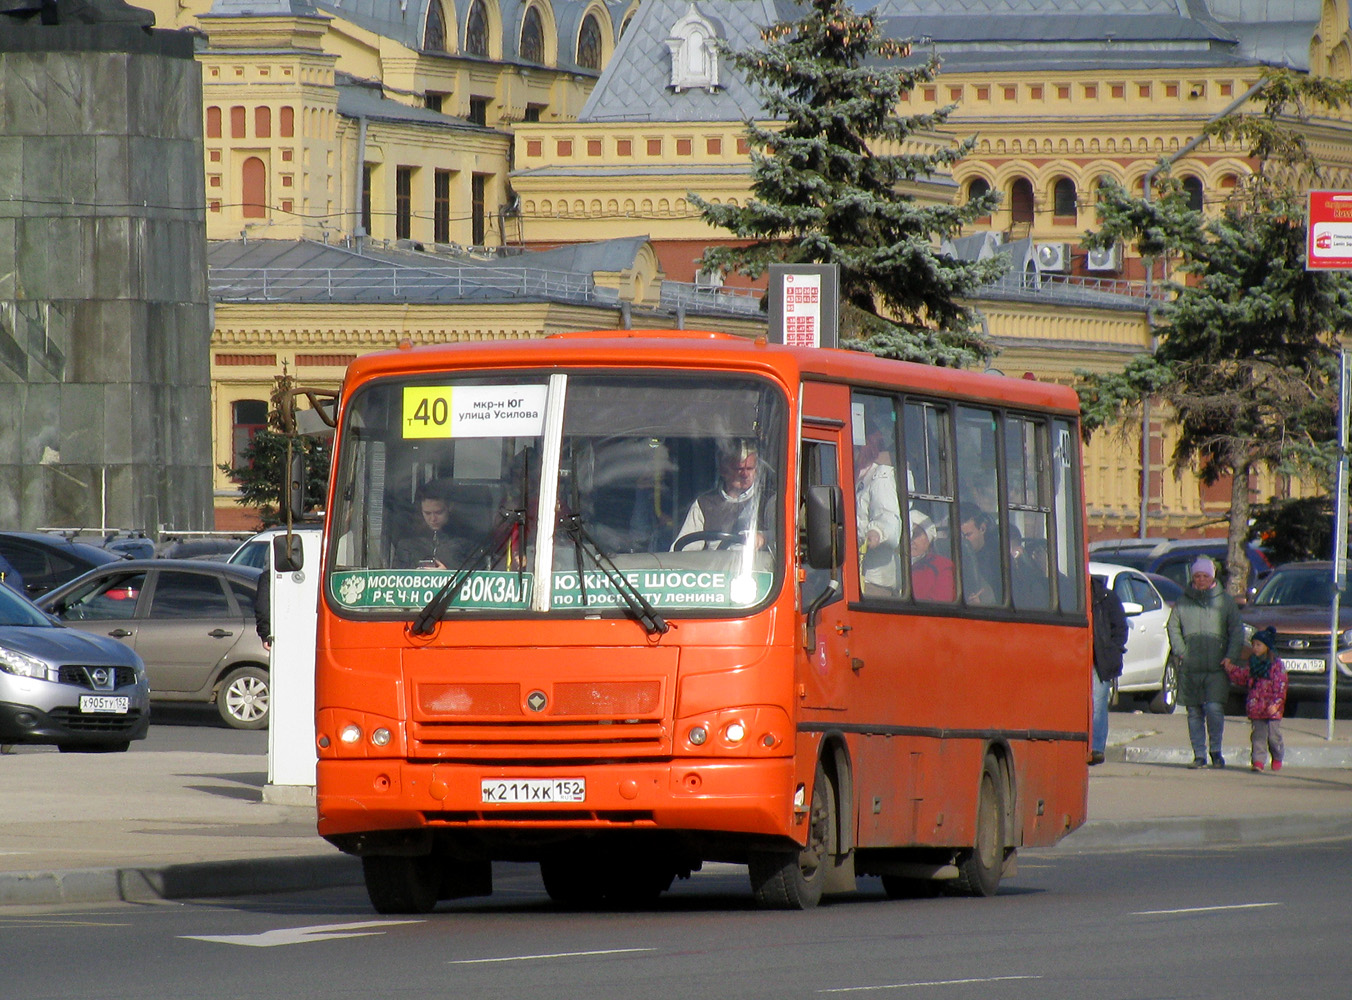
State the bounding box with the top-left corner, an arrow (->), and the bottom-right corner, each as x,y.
1090,560 -> 1175,714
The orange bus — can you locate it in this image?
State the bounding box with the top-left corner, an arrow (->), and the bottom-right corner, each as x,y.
310,330 -> 1090,912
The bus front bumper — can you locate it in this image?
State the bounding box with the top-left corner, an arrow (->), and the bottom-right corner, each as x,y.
316,757 -> 798,843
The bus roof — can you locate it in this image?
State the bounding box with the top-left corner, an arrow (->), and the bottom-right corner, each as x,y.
342,331 -> 1081,414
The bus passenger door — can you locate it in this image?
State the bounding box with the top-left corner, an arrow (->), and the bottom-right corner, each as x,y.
799,433 -> 852,711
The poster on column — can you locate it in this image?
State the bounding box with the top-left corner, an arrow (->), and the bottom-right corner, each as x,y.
768,264 -> 838,348
1307,191 -> 1352,271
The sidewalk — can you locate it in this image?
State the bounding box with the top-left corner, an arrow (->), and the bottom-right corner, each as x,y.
3,710 -> 1351,907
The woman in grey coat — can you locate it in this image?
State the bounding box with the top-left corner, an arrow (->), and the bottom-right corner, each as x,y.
1166,556 -> 1244,768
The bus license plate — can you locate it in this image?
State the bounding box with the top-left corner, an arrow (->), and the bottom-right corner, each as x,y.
79,695 -> 129,714
481,778 -> 586,804
1283,657 -> 1325,674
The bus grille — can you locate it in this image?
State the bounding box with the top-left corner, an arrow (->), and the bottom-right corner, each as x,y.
411,680 -> 668,757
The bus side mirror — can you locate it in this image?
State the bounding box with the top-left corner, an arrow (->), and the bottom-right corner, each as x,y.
273,533 -> 304,573
804,484 -> 844,570
285,449 -> 307,521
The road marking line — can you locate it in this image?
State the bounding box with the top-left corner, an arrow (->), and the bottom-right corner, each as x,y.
819,975 -> 1042,993
182,919 -> 422,947
449,948 -> 656,965
1132,902 -> 1281,916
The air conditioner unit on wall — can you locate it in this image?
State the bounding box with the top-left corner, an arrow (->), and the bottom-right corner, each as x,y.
1085,244 -> 1122,271
1035,242 -> 1070,272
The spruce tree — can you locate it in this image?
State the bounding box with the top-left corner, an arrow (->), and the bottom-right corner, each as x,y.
691,0 -> 1003,367
218,373 -> 332,527
1078,69 -> 1352,591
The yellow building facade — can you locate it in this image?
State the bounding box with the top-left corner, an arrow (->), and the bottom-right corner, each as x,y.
134,0 -> 1349,535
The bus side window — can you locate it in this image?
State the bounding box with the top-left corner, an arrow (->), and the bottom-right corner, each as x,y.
956,406 -> 1004,606
800,440 -> 841,608
852,392 -> 903,600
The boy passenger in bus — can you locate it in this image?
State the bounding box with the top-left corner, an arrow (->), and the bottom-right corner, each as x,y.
395,481 -> 465,569
672,438 -> 774,551
908,510 -> 955,602
854,421 -> 902,596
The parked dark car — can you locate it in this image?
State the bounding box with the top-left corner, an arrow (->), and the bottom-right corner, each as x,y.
157,537 -> 245,561
0,532 -> 123,599
1089,538 -> 1272,600
0,582 -> 149,752
1239,561 -> 1352,711
36,559 -> 270,730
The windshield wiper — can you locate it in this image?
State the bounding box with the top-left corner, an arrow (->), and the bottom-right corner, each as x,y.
410,508 -> 526,636
559,513 -> 670,636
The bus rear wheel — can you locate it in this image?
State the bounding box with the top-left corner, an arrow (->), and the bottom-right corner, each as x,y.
362,853 -> 442,914
749,763 -> 835,910
948,754 -> 1006,898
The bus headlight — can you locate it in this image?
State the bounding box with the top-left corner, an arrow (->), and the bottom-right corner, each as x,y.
688,725 -> 708,746
371,727 -> 392,747
339,724 -> 362,744
724,721 -> 746,744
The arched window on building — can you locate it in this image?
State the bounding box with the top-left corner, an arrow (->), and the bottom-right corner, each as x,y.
1010,177 -> 1035,225
466,0 -> 489,56
520,6 -> 544,63
280,106 -> 294,138
620,10 -> 634,37
577,12 -> 602,69
230,106 -> 246,138
231,399 -> 269,472
966,177 -> 992,219
1182,175 -> 1204,212
255,106 -> 271,139
242,157 -> 267,218
1052,176 -> 1077,219
425,0 -> 448,51
206,106 -> 222,139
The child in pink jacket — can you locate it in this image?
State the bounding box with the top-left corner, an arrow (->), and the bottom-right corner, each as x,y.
1225,626 -> 1287,772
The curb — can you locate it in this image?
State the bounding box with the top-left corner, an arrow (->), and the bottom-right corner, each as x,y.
0,854 -> 362,908
1060,813 -> 1352,851
1110,746 -> 1352,768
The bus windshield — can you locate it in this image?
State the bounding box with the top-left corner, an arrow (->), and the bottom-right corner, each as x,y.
327,370 -> 787,620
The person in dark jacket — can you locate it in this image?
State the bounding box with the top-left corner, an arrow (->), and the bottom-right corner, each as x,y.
1167,556 -> 1244,768
254,560 -> 272,650
1090,574 -> 1129,765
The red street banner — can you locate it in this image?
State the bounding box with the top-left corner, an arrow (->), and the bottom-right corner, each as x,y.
1307,190 -> 1352,270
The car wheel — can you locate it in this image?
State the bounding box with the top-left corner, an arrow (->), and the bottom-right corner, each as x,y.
217,665 -> 269,729
748,762 -> 835,910
1149,659 -> 1178,714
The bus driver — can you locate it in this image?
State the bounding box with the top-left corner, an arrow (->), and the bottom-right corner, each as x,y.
672,439 -> 774,551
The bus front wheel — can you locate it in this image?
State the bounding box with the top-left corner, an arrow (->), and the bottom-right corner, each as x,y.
362,853 -> 441,914
948,754 -> 1006,898
749,763 -> 835,910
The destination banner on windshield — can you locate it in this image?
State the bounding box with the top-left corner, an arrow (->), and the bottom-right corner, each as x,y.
331,569 -> 773,610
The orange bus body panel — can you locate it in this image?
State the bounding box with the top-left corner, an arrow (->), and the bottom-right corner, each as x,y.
315,331 -> 1090,885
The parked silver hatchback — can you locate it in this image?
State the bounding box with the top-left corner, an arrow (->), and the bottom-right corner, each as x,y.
37,559 -> 269,730
0,583 -> 150,752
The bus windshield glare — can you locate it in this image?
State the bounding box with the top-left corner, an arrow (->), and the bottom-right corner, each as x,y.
327,371 -> 787,620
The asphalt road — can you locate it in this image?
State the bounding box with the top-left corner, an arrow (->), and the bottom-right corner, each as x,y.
5,840 -> 1351,1000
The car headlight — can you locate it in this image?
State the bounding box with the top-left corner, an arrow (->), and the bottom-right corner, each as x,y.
0,647 -> 53,680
